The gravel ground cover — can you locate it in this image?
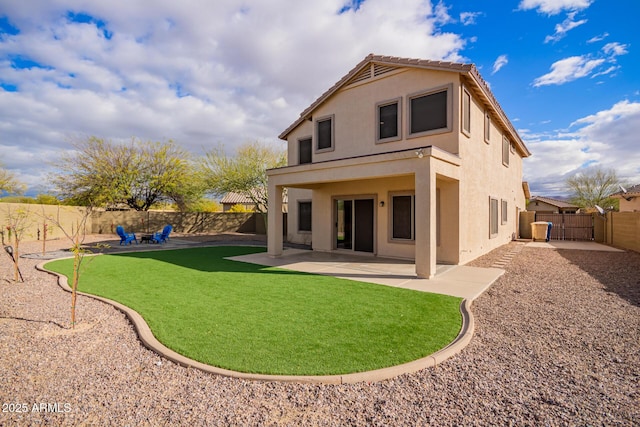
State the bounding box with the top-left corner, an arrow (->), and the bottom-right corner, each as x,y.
1,236 -> 638,426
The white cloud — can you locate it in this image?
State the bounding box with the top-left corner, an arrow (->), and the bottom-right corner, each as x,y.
591,65 -> 619,79
433,1 -> 455,25
518,0 -> 593,15
587,32 -> 609,43
492,55 -> 508,74
533,40 -> 629,87
602,42 -> 629,57
533,56 -> 605,86
460,11 -> 482,26
544,12 -> 587,43
524,101 -> 640,195
0,0 -> 466,192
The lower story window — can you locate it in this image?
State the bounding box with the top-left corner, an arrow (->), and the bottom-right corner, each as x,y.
298,201 -> 312,232
391,193 -> 414,240
490,197 -> 499,237
501,199 -> 508,225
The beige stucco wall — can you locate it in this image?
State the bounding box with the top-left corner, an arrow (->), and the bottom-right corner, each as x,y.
0,203 -> 91,244
278,64 -> 526,269
91,211 -> 262,235
456,86 -> 526,263
519,211 -> 536,239
618,197 -> 640,212
286,68 -> 461,166
605,211 -> 640,252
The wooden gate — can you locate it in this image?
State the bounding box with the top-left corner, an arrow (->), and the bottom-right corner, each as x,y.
536,213 -> 594,241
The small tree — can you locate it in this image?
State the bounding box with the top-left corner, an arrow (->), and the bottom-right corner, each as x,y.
566,168 -> 620,210
42,205 -> 97,329
0,164 -> 26,195
228,203 -> 253,213
201,141 -> 286,216
189,199 -> 222,213
3,205 -> 32,282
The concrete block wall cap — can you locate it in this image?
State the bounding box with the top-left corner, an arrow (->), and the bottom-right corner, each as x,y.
37,262 -> 476,385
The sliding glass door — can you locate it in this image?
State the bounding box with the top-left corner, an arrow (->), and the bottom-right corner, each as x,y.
335,198 -> 374,253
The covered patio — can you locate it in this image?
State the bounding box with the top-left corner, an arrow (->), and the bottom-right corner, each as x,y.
267,146 -> 462,279
229,248 -> 504,301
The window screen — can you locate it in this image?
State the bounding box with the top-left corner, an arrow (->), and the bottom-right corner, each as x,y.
299,138 -> 312,164
298,201 -> 312,232
392,195 -> 413,240
317,118 -> 332,150
462,90 -> 470,134
490,198 -> 499,236
379,102 -> 398,140
410,90 -> 447,134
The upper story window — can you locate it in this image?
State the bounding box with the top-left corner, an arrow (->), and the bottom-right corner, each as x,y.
462,88 -> 471,136
298,137 -> 312,164
316,115 -> 334,152
502,136 -> 510,166
484,111 -> 491,143
376,98 -> 401,143
408,85 -> 451,137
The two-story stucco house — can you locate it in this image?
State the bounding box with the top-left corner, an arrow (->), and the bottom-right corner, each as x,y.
267,54 -> 531,278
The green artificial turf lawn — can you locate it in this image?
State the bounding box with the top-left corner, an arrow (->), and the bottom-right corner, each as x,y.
45,246 -> 463,376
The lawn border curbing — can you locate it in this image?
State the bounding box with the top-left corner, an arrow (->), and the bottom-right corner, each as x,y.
37,257 -> 475,384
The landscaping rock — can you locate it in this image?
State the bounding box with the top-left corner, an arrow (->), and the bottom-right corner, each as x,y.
1,237 -> 638,425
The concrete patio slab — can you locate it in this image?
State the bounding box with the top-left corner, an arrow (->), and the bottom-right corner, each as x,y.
526,241 -> 624,252
228,249 -> 504,301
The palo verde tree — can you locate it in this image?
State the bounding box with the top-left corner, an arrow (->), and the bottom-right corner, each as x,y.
200,141 -> 286,214
51,137 -> 203,211
41,205 -> 98,328
566,167 -> 621,210
0,163 -> 26,195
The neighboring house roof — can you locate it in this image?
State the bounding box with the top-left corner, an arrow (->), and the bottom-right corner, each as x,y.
221,191 -> 288,204
529,196 -> 578,209
610,184 -> 640,198
279,53 -> 531,158
220,192 -> 257,205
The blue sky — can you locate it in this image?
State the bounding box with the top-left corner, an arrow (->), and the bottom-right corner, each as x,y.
0,0 -> 638,197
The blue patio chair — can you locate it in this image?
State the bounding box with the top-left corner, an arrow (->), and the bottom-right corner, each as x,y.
151,224 -> 172,244
116,225 -> 138,245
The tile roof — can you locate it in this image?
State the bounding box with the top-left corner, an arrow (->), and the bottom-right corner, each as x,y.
220,190 -> 287,204
279,53 -> 530,158
220,192 -> 256,205
610,183 -> 640,197
529,196 -> 579,209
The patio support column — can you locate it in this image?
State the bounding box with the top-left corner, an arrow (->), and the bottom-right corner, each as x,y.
414,159 -> 437,279
267,181 -> 283,257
